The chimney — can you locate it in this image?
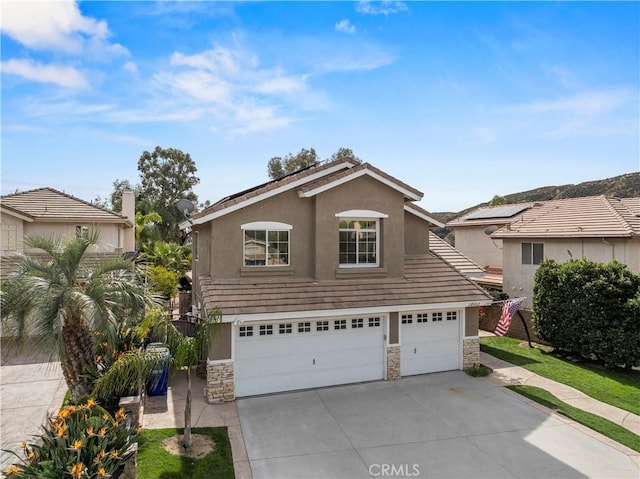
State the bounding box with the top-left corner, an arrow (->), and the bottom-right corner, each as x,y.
121,189 -> 135,252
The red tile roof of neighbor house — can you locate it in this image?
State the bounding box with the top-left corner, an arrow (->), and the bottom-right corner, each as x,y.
199,254 -> 492,318
491,195 -> 640,238
1,188 -> 129,223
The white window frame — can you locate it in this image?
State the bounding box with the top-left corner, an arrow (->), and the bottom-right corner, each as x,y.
336,210 -> 387,268
241,221 -> 292,267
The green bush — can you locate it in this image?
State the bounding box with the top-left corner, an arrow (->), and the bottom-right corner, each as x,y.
147,265 -> 179,300
533,258 -> 640,368
4,397 -> 139,478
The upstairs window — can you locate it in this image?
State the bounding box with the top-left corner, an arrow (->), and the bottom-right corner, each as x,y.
242,222 -> 291,267
522,242 -> 544,265
76,225 -> 89,239
338,219 -> 378,266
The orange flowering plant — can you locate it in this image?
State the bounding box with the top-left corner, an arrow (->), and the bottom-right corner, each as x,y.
3,397 -> 138,478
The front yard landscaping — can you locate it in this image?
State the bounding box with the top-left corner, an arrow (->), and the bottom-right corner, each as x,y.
137,427 -> 234,479
480,336 -> 640,416
508,385 -> 640,453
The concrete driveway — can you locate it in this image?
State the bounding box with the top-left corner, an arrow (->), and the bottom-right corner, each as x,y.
238,371 -> 638,479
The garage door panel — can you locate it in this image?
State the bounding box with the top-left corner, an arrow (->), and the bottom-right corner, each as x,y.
400,312 -> 461,377
235,319 -> 384,397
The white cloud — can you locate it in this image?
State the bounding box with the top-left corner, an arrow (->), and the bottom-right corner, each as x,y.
356,1 -> 408,16
1,58 -> 89,89
335,19 -> 356,34
1,0 -> 128,58
123,61 -> 139,75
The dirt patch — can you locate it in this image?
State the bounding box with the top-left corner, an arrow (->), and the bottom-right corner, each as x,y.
161,434 -> 215,459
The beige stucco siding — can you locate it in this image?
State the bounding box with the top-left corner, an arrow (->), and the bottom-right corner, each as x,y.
465,307 -> 479,337
314,175 -> 405,279
454,225 -> 504,269
21,222 -> 123,253
404,210 -> 429,255
503,237 -> 640,309
1,214 -> 24,254
208,322 -> 232,360
207,189 -> 315,279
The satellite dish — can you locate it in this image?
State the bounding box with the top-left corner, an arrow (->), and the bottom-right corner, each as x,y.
176,199 -> 196,222
484,225 -> 500,235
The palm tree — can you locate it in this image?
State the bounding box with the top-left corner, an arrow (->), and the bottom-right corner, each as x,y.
94,307 -> 221,449
1,232 -> 145,400
135,211 -> 163,246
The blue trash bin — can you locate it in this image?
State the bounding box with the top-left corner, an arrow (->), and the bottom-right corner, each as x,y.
147,343 -> 170,396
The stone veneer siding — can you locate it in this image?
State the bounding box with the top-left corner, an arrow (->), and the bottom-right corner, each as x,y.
463,337 -> 480,369
206,361 -> 235,403
386,345 -> 400,380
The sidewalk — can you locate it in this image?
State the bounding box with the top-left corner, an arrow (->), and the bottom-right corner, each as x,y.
142,370 -> 252,479
480,351 -> 640,436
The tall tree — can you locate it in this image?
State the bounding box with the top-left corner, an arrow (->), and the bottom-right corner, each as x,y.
267,147 -> 320,180
330,147 -> 361,163
138,146 -> 200,243
0,232 -> 145,400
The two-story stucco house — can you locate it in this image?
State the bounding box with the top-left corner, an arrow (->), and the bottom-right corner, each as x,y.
492,195 -> 640,309
1,187 -> 135,258
448,196 -> 640,310
184,159 -> 492,402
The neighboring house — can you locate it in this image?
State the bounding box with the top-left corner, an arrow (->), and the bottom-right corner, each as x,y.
0,187 -> 135,258
184,159 -> 492,401
448,196 -> 640,309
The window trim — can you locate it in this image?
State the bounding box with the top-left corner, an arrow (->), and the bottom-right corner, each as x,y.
338,217 -> 380,268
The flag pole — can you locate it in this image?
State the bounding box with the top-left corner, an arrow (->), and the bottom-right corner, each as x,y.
516,310 -> 533,348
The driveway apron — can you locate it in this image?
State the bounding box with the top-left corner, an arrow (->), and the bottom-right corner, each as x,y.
237,371 -> 639,479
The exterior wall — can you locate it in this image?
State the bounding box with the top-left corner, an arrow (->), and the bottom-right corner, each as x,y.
0,213 -> 24,254
314,176 -> 405,280
205,361 -> 235,403
462,338 -> 479,369
208,322 -> 232,360
464,307 -> 479,337
22,222 -> 123,253
453,225 -> 504,269
121,190 -> 135,252
388,312 -> 399,345
503,237 -> 639,309
191,223 -> 211,311
386,346 -> 400,380
404,211 -> 429,255
207,189 -> 315,279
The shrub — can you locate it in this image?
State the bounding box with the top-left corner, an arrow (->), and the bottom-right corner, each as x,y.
533,258 -> 640,368
147,265 -> 179,300
4,397 -> 139,478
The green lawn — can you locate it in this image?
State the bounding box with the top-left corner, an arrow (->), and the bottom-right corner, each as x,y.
508,385 -> 640,453
481,336 -> 640,416
137,427 -> 235,479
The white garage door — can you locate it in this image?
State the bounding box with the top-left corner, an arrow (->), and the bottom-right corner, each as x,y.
235,316 -> 385,397
400,311 -> 461,376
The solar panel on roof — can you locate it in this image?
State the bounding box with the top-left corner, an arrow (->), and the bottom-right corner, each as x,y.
465,204 -> 530,220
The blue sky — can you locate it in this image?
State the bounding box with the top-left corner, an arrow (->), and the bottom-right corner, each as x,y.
2,1 -> 638,212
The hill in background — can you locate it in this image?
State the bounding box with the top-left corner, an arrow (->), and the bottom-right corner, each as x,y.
434,171 -> 640,239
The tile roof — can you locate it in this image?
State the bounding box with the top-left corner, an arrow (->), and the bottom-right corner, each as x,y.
191,159 -> 359,223
492,195 -> 640,238
199,254 -> 491,318
1,188 -> 129,223
297,162 -> 423,200
404,203 -> 444,227
428,232 -> 485,277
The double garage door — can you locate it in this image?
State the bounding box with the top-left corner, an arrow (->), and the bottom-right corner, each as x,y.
235,317 -> 385,397
234,310 -> 462,397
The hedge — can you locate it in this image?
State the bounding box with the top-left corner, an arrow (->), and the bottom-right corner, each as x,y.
533,258 -> 640,369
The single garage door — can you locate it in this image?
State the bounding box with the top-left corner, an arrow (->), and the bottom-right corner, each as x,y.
400,311 -> 460,376
235,316 -> 385,397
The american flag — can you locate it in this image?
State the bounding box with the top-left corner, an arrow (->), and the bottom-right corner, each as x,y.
494,298 -> 525,336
